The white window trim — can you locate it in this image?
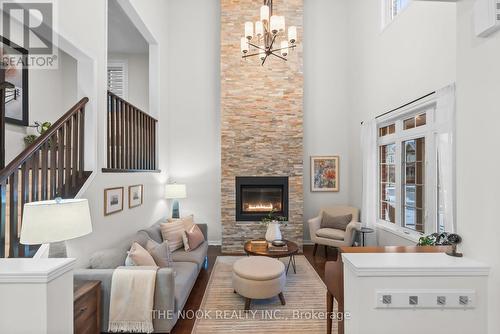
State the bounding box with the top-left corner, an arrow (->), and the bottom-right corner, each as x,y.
376,94 -> 439,239
381,0 -> 412,31
107,59 -> 129,100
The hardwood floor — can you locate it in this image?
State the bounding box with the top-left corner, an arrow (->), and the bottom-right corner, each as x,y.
171,244 -> 338,334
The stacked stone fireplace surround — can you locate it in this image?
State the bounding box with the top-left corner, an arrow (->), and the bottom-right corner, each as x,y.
221,0 -> 304,253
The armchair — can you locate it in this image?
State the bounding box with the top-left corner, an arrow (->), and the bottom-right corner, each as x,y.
308,206 -> 361,256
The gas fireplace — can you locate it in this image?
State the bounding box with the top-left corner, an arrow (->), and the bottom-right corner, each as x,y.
235,176 -> 288,221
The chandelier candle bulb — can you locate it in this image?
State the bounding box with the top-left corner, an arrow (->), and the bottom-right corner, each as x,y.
260,5 -> 270,23
278,16 -> 286,32
280,40 -> 288,56
288,26 -> 297,44
245,21 -> 254,40
241,37 -> 249,54
270,15 -> 279,35
255,21 -> 264,37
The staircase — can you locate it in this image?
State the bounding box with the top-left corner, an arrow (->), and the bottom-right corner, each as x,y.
0,88 -> 91,258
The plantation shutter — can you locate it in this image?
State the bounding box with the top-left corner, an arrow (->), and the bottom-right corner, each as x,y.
107,62 -> 128,98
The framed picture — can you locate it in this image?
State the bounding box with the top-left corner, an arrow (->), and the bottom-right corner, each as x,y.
1,36 -> 29,126
104,187 -> 124,216
128,184 -> 143,208
311,156 -> 339,192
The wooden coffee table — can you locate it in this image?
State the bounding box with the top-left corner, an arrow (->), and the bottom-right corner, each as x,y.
244,240 -> 299,275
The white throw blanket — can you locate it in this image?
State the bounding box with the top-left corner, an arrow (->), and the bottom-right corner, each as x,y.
108,266 -> 158,333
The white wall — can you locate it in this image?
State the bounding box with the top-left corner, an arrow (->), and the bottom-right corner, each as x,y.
5,50 -> 78,164
108,52 -> 149,112
57,0 -> 169,268
303,0 -> 351,241
165,0 -> 221,244
347,0 -> 457,245
456,1 -> 500,332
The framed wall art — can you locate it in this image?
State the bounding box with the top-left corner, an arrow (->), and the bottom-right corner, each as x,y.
128,184 -> 143,208
311,156 -> 339,192
104,187 -> 124,216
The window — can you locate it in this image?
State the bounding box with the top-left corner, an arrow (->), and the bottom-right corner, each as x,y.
377,108 -> 437,236
382,0 -> 411,28
107,60 -> 128,99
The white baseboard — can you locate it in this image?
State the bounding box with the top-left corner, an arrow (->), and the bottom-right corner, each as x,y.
208,240 -> 222,246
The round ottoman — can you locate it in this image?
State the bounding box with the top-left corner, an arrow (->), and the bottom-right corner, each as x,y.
232,256 -> 286,310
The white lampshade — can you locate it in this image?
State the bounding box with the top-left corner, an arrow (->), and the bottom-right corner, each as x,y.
270,15 -> 279,35
255,21 -> 264,37
245,21 -> 253,40
288,26 -> 297,44
280,40 -> 288,56
20,199 -> 92,245
241,37 -> 249,54
278,16 -> 286,32
165,184 -> 187,199
260,5 -> 269,22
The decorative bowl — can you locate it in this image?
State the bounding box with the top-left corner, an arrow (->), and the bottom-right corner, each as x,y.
271,240 -> 286,247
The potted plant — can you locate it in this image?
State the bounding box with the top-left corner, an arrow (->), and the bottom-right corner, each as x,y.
260,209 -> 288,242
23,121 -> 52,147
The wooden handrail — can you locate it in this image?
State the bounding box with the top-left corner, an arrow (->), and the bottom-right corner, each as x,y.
107,91 -> 157,122
1,96 -> 90,258
0,97 -> 89,183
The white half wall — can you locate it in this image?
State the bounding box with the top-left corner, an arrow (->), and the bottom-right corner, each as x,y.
347,0 -> 457,245
456,1 -> 500,332
303,0 -> 351,241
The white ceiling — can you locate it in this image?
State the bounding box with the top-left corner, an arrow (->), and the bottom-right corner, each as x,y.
108,0 -> 148,54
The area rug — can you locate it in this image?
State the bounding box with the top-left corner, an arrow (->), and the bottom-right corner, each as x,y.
191,256 -> 334,333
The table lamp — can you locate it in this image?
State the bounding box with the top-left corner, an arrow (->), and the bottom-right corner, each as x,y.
165,184 -> 187,218
20,198 -> 93,258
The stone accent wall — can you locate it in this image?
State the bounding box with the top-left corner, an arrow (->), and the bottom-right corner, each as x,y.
221,0 -> 304,253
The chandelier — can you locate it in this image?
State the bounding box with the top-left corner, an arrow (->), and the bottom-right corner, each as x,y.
240,0 -> 298,65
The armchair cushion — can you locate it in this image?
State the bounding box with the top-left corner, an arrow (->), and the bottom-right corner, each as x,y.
320,213 -> 352,230
316,228 -> 345,240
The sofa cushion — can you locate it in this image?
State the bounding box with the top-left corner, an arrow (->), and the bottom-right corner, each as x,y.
183,225 -> 205,252
171,241 -> 208,270
321,213 -> 352,230
128,242 -> 157,266
138,222 -> 164,244
90,247 -> 127,269
146,239 -> 172,268
170,262 -> 199,312
160,220 -> 186,252
316,228 -> 345,240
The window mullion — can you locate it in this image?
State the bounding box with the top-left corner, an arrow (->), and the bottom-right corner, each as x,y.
395,127 -> 403,228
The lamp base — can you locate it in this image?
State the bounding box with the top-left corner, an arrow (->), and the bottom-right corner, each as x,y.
172,200 -> 180,219
33,242 -> 68,259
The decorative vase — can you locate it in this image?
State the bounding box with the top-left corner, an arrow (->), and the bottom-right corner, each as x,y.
265,222 -> 282,242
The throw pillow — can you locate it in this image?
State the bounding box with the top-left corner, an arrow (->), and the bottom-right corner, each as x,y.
146,239 -> 172,268
320,213 -> 353,231
168,214 -> 195,230
183,224 -> 205,252
127,242 -> 157,266
160,219 -> 186,252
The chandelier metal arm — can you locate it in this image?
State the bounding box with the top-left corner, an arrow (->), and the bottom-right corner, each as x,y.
270,44 -> 297,53
242,51 -> 263,58
269,52 -> 287,61
247,42 -> 266,51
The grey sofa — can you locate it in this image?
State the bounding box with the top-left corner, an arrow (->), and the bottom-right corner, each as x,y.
74,220 -> 208,333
